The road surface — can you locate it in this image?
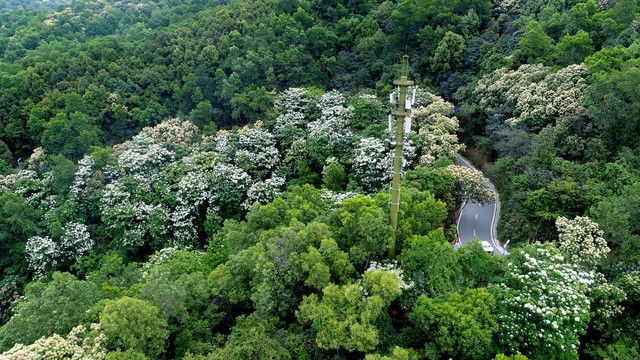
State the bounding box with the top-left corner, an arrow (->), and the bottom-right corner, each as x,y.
454,153 -> 505,256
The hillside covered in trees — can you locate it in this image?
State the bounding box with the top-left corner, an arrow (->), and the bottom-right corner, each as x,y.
0,0 -> 639,358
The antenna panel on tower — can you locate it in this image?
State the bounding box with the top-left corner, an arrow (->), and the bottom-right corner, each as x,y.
404,117 -> 411,134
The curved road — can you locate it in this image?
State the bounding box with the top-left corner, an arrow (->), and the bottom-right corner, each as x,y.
454,154 -> 505,256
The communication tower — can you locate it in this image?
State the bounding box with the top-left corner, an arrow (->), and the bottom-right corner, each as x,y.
388,55 -> 415,259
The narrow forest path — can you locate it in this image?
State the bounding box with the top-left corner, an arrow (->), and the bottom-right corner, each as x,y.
454,153 -> 505,256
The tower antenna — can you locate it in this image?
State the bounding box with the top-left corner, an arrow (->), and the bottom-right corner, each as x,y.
388,55 -> 414,259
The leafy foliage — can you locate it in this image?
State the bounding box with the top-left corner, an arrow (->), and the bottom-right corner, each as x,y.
0,0 -> 639,357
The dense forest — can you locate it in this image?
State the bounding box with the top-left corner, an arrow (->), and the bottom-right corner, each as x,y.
0,0 -> 639,358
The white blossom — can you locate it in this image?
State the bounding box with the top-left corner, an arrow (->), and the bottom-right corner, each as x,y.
364,260 -> 415,290
139,117 -> 200,147
445,165 -> 496,205
497,244 -> 593,358
25,236 -> 59,278
242,175 -> 286,210
556,216 -> 610,268
60,222 -> 93,261
0,324 -> 107,360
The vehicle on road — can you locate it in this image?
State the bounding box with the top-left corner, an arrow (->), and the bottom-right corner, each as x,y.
481,241 -> 494,255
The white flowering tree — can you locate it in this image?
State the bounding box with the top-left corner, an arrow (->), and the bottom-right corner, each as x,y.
100,181 -> 170,248
116,134 -> 175,179
165,158 -> 251,246
306,90 -> 356,168
274,87 -> 310,114
234,125 -> 280,180
351,137 -> 392,193
351,137 -> 416,194
273,88 -> 310,134
474,64 -> 589,143
0,324 -> 106,360
411,94 -> 464,165
556,216 -> 610,268
496,243 -> 593,359
25,236 -> 59,278
444,164 -> 496,206
69,156 -> 95,203
139,117 -> 200,148
588,273 -> 627,333
242,175 -> 286,210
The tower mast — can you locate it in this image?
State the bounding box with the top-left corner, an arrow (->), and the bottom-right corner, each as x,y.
388,55 -> 414,259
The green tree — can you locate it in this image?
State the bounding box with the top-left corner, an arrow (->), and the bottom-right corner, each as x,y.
389,188 -> 447,251
0,192 -> 41,279
189,101 -> 214,131
584,66 -> 640,155
100,297 -> 169,359
208,316 -> 294,359
457,240 -> 500,287
522,181 -> 593,241
408,288 -> 498,360
431,31 -> 465,73
301,237 -> 355,290
402,166 -> 455,207
399,228 -> 462,301
555,30 -> 594,65
230,86 -> 273,125
517,21 -> 553,65
348,94 -> 384,131
331,195 -> 393,268
366,347 -> 419,360
49,154 -> 77,195
591,182 -> 640,266
0,272 -> 99,350
297,268 -> 403,353
322,161 -> 346,191
41,112 -> 101,161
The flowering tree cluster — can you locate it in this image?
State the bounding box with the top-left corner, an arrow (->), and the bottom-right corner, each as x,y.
411,93 -> 464,165
445,164 -> 496,205
351,137 -> 416,194
474,64 -> 589,133
10,87 -> 463,282
138,117 -> 200,148
243,175 -> 286,210
306,90 -> 357,167
69,156 -> 95,203
589,273 -> 627,333
234,124 -> 280,179
273,88 -> 310,134
496,244 -> 593,359
116,133 -> 176,178
556,215 -> 610,268
25,236 -> 58,278
25,222 -> 93,278
0,324 -> 107,360
351,137 -> 392,193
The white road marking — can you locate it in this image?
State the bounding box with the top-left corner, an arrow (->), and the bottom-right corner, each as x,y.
475,214 -> 478,220
473,229 -> 476,237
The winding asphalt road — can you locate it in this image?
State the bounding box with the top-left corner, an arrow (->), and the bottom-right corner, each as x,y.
454,154 -> 505,256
